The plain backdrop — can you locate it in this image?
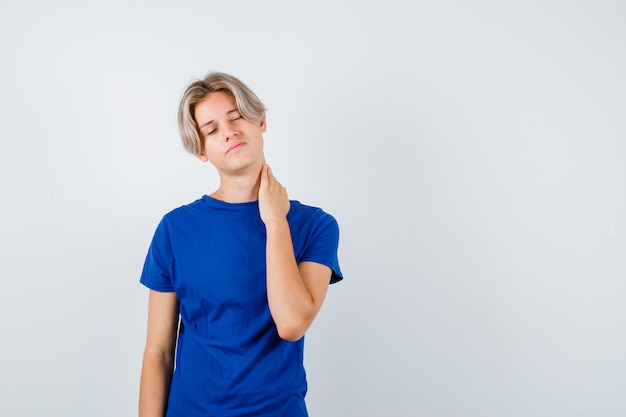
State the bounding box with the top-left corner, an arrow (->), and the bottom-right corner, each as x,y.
1,1 -> 625,416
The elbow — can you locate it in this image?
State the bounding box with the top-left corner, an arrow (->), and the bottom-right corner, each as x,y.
270,301 -> 320,342
277,328 -> 305,342
275,319 -> 309,342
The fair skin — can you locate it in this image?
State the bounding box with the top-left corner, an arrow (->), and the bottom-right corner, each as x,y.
139,91 -> 332,416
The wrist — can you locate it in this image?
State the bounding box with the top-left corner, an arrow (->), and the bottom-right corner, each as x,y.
262,217 -> 289,231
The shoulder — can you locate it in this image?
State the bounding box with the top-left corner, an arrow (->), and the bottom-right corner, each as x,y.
287,200 -> 340,242
161,196 -> 209,222
288,200 -> 338,226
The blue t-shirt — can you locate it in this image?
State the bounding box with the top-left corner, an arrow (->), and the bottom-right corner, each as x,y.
140,195 -> 342,417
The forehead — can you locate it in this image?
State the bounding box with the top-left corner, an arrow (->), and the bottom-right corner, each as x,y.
194,91 -> 237,124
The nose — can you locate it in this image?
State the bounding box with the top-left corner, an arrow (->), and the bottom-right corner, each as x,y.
223,123 -> 239,142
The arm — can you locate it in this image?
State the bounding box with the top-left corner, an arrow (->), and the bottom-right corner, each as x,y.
139,290 -> 179,417
259,164 -> 331,342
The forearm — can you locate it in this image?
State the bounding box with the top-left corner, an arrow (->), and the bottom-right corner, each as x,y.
265,219 -> 316,341
139,350 -> 174,417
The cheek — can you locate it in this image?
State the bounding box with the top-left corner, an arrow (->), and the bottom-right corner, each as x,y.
200,140 -> 217,159
202,136 -> 221,151
204,138 -> 226,159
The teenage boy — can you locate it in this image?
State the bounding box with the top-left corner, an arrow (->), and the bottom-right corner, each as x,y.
139,72 -> 343,417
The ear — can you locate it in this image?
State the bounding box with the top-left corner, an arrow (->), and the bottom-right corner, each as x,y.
197,152 -> 209,163
260,120 -> 267,133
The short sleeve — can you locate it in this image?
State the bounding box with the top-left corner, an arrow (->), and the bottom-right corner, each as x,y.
140,217 -> 175,292
299,212 -> 343,284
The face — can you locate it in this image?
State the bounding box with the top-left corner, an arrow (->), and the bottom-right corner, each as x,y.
194,91 -> 266,175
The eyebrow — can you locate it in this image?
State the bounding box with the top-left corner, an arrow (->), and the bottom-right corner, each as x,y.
199,108 -> 240,129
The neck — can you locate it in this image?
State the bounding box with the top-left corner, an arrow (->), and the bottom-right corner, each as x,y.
210,162 -> 263,203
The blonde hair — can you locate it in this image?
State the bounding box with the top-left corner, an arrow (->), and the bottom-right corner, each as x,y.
177,72 -> 267,156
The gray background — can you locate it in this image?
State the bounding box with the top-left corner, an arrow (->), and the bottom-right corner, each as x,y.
1,1 -> 625,416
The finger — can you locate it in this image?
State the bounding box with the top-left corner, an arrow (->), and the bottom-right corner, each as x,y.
260,164 -> 269,187
265,164 -> 275,182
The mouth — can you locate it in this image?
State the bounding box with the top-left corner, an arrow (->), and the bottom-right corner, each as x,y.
227,142 -> 246,153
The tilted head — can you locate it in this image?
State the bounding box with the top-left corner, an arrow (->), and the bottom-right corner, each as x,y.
178,72 -> 267,156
